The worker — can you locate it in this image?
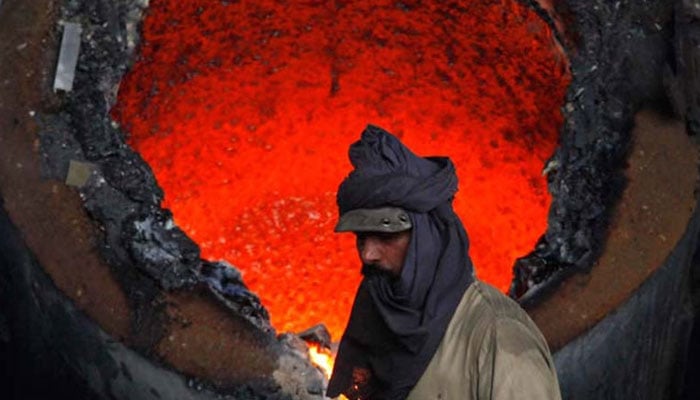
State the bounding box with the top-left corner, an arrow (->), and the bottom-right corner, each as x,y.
326,125 -> 561,400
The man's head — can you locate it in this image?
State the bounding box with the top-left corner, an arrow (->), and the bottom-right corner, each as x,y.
335,206 -> 412,277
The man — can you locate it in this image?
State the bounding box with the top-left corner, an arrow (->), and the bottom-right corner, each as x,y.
326,126 -> 561,400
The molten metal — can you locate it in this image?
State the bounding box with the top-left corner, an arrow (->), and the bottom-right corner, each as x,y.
113,0 -> 569,342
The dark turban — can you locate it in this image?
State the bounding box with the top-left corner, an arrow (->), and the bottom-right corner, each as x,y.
327,125 -> 475,399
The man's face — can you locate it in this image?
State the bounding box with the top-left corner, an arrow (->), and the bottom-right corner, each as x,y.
355,230 -> 411,278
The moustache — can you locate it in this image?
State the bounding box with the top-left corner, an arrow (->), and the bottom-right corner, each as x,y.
361,264 -> 395,280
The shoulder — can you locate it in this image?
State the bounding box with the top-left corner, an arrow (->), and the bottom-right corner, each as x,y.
471,280 -> 525,316
457,280 -> 534,328
407,281 -> 560,400
467,283 -> 561,399
460,281 -> 551,357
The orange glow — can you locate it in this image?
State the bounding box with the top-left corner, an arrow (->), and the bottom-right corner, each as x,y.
112,0 -> 569,341
308,343 -> 335,380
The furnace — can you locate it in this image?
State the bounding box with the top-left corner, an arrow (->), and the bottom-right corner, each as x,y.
1,0 -> 699,399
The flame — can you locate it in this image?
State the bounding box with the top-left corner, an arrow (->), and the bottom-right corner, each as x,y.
112,0 -> 569,341
308,343 -> 335,380
307,343 -> 351,399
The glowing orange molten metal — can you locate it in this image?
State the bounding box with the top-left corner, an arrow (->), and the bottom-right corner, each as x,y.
112,0 -> 569,342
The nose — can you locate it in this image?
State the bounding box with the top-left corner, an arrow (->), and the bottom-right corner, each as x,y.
359,237 -> 382,265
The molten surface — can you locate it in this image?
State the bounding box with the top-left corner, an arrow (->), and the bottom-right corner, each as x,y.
113,0 -> 569,341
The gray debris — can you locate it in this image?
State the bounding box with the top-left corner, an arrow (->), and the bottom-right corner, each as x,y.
199,260 -> 272,331
53,22 -> 82,92
125,211 -> 200,290
65,160 -> 97,187
297,324 -> 332,349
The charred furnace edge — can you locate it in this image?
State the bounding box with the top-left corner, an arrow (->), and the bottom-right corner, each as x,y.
34,0 -> 323,397
40,1 -> 272,327
0,202 -> 301,400
509,0 -> 700,304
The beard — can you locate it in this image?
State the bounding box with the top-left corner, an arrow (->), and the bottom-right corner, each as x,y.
361,264 -> 397,281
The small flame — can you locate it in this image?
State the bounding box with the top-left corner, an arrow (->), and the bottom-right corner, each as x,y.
308,343 -> 349,399
308,343 -> 335,380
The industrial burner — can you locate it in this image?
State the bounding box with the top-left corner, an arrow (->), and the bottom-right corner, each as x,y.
1,0 -> 699,399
